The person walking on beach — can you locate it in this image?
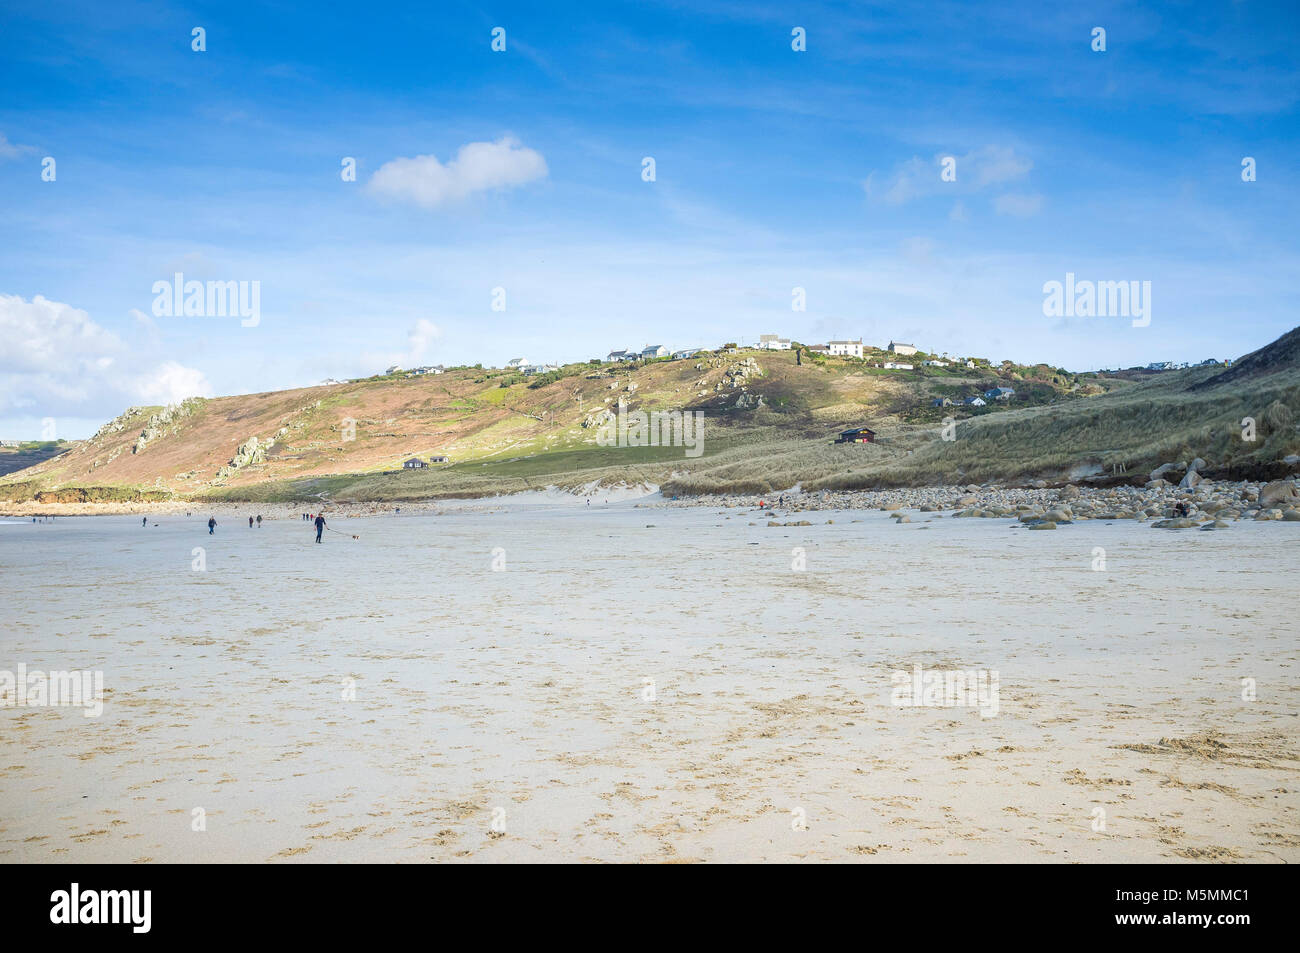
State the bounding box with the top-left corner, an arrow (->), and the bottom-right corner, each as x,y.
208,517 -> 217,534
249,516 -> 254,528
257,515 -> 263,527
314,512 -> 326,543
143,516 -> 148,527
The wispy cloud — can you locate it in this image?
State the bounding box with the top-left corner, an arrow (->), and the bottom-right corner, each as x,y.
994,192 -> 1044,218
865,145 -> 1033,205
0,131 -> 36,160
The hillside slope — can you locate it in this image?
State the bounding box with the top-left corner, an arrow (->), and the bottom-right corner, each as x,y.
3,330 -> 1297,502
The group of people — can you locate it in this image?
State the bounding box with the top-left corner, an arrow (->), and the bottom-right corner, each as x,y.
300,512 -> 328,541
133,510 -> 329,541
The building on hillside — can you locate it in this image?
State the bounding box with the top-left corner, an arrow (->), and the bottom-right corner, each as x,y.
641,344 -> 670,359
985,387 -> 1015,401
524,363 -> 559,375
386,365 -> 403,374
403,457 -> 428,469
410,365 -> 444,375
758,334 -> 791,350
505,357 -> 530,370
922,359 -> 949,367
806,344 -> 831,356
827,339 -> 864,358
673,348 -> 705,360
965,359 -> 977,368
883,362 -> 914,370
606,349 -> 636,362
964,396 -> 987,407
429,455 -> 450,464
835,426 -> 877,444
932,397 -> 954,407
888,341 -> 919,356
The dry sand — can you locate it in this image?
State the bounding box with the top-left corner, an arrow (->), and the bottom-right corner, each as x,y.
1,500 -> 1296,862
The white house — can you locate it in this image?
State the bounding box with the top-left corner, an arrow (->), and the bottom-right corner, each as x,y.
386,365 -> 403,374
985,387 -> 1015,401
523,363 -> 559,376
827,339 -> 864,358
883,362 -> 914,370
964,396 -> 987,407
605,349 -> 636,362
922,359 -> 949,367
758,334 -> 791,350
403,457 -> 428,469
673,348 -> 705,359
641,344 -> 670,359
888,341 -> 919,356
429,455 -> 450,464
410,365 -> 444,375
505,357 -> 529,371
965,359 -> 976,369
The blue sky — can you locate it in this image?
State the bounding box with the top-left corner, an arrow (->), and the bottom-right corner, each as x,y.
1,0 -> 1298,437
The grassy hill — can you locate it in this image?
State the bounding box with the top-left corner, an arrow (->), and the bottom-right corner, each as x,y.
2,331 -> 1297,503
0,440 -> 76,478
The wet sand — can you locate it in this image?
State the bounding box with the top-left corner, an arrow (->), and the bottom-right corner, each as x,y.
1,502 -> 1297,862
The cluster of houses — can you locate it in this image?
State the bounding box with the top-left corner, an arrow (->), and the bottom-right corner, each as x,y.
1147,359 -> 1229,371
932,386 -> 1015,408
504,357 -> 561,376
387,364 -> 445,377
601,337 -> 965,367
604,345 -> 706,362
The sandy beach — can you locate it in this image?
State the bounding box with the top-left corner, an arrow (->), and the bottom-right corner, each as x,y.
2,495 -> 1297,863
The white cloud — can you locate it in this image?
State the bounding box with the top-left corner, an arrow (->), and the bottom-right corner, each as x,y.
866,145 -> 1033,205
0,132 -> 35,161
0,294 -> 122,375
993,192 -> 1044,217
0,294 -> 210,421
131,361 -> 213,405
366,137 -> 548,209
405,318 -> 441,362
971,146 -> 1032,187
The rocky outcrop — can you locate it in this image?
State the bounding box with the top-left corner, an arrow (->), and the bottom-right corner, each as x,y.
131,398 -> 205,454
216,436 -> 266,478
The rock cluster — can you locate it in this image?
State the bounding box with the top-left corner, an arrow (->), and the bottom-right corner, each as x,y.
215,436 -> 267,478
130,398 -> 204,455
664,477 -> 1300,530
